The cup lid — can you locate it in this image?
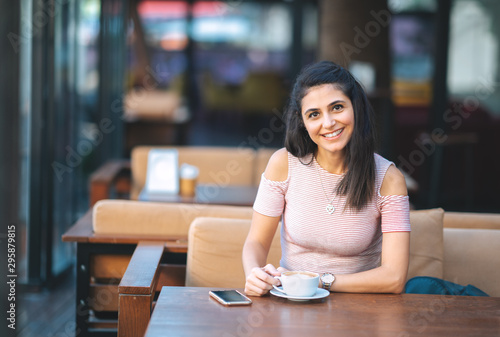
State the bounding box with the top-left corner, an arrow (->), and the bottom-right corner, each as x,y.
180,163 -> 199,179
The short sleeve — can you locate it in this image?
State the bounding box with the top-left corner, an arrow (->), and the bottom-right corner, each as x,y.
253,173 -> 288,217
378,194 -> 411,232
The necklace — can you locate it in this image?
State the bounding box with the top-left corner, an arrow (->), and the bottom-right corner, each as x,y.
315,159 -> 337,214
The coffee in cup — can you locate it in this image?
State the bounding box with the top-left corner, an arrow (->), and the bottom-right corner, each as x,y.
179,163 -> 199,197
273,271 -> 319,297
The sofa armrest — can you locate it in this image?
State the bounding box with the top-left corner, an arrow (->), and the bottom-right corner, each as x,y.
118,241 -> 164,337
89,159 -> 131,206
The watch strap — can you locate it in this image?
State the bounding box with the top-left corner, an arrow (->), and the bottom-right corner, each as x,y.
321,273 -> 335,291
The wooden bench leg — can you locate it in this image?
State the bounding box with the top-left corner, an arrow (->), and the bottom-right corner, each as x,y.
77,242 -> 137,337
76,243 -> 90,337
118,294 -> 153,337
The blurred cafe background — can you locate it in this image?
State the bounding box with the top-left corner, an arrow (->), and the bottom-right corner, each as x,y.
1,0 -> 499,335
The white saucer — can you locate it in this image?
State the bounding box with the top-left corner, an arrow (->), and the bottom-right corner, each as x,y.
270,288 -> 330,302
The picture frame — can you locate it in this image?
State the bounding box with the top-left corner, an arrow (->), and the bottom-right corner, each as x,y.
143,148 -> 179,195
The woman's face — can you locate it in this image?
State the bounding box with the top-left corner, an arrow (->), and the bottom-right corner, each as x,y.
301,84 -> 355,157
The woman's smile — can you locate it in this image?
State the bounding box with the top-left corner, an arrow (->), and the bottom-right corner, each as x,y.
321,128 -> 344,139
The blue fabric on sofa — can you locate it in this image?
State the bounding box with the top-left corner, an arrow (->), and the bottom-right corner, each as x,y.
404,276 -> 489,296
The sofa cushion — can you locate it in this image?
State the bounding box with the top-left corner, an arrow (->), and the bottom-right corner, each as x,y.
443,228 -> 500,297
254,148 -> 276,185
443,211 -> 500,230
407,208 -> 445,280
123,90 -> 185,122
93,200 -> 253,236
186,217 -> 281,288
130,146 -> 257,199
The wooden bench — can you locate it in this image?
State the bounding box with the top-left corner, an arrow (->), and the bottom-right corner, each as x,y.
62,210 -> 187,337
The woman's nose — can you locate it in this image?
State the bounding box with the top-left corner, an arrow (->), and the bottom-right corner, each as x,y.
322,114 -> 336,128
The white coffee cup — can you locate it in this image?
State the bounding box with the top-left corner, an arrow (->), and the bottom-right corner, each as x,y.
273,271 -> 319,297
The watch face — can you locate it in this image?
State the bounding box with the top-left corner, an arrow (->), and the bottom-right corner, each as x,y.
321,273 -> 334,283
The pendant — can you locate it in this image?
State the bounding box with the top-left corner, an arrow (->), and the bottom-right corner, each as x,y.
326,204 -> 335,214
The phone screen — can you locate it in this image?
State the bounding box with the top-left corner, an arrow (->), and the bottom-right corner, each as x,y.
209,290 -> 252,306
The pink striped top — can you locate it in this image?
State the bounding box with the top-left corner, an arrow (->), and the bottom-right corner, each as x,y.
253,151 -> 410,275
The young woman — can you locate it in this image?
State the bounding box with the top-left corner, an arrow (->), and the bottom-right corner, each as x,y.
242,61 -> 411,296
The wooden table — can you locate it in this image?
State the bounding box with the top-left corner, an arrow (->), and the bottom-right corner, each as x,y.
138,185 -> 259,207
145,287 -> 500,337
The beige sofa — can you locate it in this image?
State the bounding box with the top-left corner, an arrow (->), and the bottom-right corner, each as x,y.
129,146 -> 275,200
120,206 -> 499,295
89,146 -> 276,205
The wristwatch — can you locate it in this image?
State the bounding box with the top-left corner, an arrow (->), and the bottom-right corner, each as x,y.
320,273 -> 335,291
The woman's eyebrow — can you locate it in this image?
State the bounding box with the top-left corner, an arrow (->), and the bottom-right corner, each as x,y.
327,100 -> 346,109
303,107 -> 318,115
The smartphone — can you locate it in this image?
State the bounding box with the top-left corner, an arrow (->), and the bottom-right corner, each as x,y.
209,290 -> 253,306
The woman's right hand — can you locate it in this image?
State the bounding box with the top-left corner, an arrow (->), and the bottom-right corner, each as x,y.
244,264 -> 281,296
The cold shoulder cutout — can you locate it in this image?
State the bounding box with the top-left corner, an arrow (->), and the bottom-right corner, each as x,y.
263,147 -> 289,182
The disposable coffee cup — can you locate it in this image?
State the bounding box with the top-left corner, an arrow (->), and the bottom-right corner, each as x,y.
179,163 -> 199,197
273,271 -> 319,297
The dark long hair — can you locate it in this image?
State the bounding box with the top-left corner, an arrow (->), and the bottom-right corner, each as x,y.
284,60 -> 376,211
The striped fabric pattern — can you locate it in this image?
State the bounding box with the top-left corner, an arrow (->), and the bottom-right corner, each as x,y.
253,152 -> 411,275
